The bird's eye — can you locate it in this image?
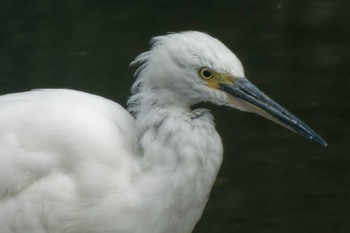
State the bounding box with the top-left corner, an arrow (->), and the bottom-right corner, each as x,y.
199,67 -> 214,80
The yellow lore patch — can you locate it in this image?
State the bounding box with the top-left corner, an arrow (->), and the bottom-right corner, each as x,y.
205,73 -> 233,89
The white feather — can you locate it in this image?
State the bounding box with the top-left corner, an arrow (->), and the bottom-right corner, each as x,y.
0,31 -> 245,233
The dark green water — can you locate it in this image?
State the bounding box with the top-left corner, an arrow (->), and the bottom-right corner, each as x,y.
0,1 -> 349,232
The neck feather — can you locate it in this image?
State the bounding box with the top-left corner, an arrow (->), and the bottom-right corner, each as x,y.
125,74 -> 223,233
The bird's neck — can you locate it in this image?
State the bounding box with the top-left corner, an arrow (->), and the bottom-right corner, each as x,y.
128,91 -> 223,232
131,89 -> 222,170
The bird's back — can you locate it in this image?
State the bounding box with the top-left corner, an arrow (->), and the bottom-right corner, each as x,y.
0,89 -> 140,233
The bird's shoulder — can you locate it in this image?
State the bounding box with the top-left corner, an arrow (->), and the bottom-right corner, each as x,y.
0,89 -> 140,201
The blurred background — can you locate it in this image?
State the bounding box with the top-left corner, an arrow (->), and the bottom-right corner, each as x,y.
0,0 -> 348,232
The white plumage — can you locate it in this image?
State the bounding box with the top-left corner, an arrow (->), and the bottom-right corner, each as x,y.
0,31 -> 325,233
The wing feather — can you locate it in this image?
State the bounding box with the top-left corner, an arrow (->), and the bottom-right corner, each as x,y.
0,89 -> 140,232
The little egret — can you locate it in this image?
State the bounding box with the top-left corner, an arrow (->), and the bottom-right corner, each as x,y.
0,31 -> 326,233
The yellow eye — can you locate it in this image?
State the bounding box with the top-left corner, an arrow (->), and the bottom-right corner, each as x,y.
199,67 -> 214,80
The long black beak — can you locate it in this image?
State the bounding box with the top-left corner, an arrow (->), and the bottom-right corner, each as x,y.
220,78 -> 327,146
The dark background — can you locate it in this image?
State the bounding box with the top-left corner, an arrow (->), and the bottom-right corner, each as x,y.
0,0 -> 349,232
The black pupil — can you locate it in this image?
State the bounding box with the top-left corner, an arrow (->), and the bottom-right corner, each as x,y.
202,70 -> 212,78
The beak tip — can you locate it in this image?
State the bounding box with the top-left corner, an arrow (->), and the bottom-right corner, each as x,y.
310,135 -> 328,147
319,139 -> 328,147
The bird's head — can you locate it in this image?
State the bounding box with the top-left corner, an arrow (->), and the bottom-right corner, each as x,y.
130,31 -> 326,146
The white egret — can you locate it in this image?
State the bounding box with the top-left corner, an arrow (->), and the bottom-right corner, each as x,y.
0,31 -> 326,233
